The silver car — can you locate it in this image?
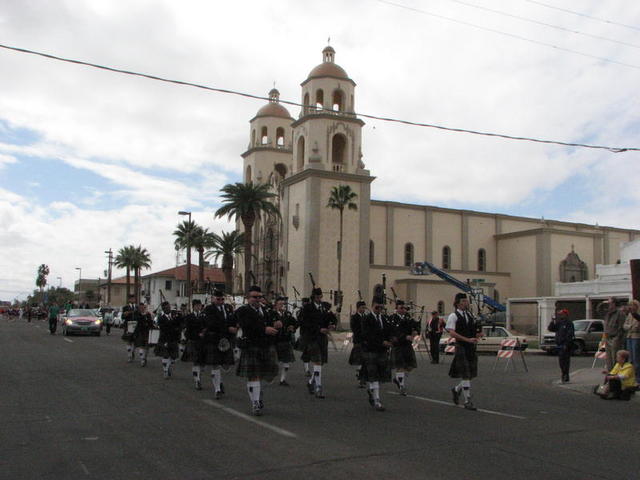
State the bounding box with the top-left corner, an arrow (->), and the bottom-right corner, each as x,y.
541,319 -> 604,355
62,309 -> 103,336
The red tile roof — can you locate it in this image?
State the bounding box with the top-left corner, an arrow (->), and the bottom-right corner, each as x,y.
143,264 -> 225,283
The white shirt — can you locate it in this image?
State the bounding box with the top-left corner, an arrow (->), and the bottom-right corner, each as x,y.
445,309 -> 469,331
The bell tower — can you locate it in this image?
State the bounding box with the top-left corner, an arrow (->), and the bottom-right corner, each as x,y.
281,46 -> 374,314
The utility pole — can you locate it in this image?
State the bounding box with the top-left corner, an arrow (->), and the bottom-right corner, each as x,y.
105,248 -> 113,305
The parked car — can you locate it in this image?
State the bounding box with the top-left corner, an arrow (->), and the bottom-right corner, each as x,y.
540,319 -> 604,356
440,325 -> 528,353
61,309 -> 103,336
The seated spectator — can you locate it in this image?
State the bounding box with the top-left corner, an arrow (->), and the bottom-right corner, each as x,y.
596,350 -> 637,400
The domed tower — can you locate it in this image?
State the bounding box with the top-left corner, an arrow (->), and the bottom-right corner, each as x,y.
237,89 -> 294,295
280,46 -> 374,317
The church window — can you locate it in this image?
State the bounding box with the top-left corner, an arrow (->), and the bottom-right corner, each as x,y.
404,242 -> 414,267
246,165 -> 252,182
332,89 -> 344,112
276,127 -> 285,147
478,248 -> 486,272
303,92 -> 310,115
261,126 -> 268,145
437,301 -> 445,315
331,134 -> 347,168
296,136 -> 305,170
315,89 -> 324,110
369,240 -> 375,265
442,246 -> 451,270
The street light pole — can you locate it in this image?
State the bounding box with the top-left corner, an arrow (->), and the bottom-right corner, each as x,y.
178,211 -> 192,310
104,249 -> 113,305
75,267 -> 82,305
57,276 -> 62,287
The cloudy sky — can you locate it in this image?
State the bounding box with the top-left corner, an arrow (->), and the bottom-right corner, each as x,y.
1,0 -> 639,301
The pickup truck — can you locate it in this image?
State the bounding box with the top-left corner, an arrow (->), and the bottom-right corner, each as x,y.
541,319 -> 604,356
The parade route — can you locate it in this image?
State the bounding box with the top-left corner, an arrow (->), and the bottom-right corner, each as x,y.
2,318 -> 639,480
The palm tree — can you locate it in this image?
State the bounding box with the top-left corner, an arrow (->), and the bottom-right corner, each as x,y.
205,230 -> 245,294
327,185 -> 358,312
173,220 -> 199,300
131,245 -> 152,303
114,246 -> 136,299
191,226 -> 215,292
36,264 -> 49,293
215,182 -> 280,292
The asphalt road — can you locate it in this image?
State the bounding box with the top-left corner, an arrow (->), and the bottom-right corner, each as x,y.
2,318 -> 639,480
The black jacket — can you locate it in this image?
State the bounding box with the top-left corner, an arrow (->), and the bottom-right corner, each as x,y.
350,313 -> 365,344
236,304 -> 269,347
183,312 -> 205,341
361,312 -> 392,353
132,311 -> 153,336
300,302 -> 330,340
156,311 -> 182,343
388,313 -> 419,345
202,304 -> 235,345
548,319 -> 575,346
269,309 -> 297,342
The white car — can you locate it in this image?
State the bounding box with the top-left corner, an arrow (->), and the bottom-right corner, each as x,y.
440,326 -> 528,353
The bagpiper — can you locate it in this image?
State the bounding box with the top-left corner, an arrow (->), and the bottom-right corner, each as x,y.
270,296 -> 297,386
300,288 -> 336,399
296,297 -> 311,377
446,293 -> 482,411
201,289 -> 237,399
121,294 -> 137,362
235,285 -> 279,416
131,303 -> 154,367
389,299 -> 419,396
154,301 -> 182,378
349,301 -> 368,388
181,299 -> 206,390
360,296 -> 392,411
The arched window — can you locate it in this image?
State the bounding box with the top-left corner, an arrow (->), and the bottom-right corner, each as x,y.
315,89 -> 324,110
296,136 -> 305,170
478,248 -> 486,272
251,129 -> 256,146
404,242 -> 414,267
442,246 -> 451,270
332,89 -> 344,111
437,301 -> 445,315
261,126 -> 268,145
245,165 -> 252,182
276,127 -> 285,147
303,92 -> 310,115
331,134 -> 347,169
369,240 -> 375,265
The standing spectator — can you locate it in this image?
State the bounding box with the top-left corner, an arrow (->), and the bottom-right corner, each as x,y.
428,310 -> 445,364
103,307 -> 114,335
603,297 -> 627,371
623,299 -> 640,384
47,303 -> 60,335
548,309 -> 574,383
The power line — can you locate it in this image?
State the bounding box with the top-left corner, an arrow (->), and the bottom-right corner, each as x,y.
374,0 -> 640,70
523,0 -> 640,32
0,43 -> 638,153
446,0 -> 640,50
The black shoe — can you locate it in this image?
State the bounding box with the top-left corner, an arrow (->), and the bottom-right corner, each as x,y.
279,380 -> 290,386
451,387 -> 460,405
399,386 -> 407,396
259,399 -> 264,409
141,359 -> 147,367
252,401 -> 262,416
305,371 -> 312,378
374,401 -> 386,412
392,377 -> 401,390
307,380 -> 315,395
315,386 -> 325,399
220,383 -> 225,394
464,401 -> 477,411
367,390 -> 375,406
358,380 -> 366,389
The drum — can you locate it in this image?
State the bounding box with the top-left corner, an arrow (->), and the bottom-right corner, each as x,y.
126,321 -> 137,334
148,329 -> 160,346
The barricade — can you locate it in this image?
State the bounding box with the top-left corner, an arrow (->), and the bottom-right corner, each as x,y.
591,340 -> 607,369
492,338 -> 528,372
412,334 -> 429,359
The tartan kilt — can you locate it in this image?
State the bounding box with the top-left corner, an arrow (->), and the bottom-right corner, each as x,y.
133,331 -> 150,348
348,344 -> 364,366
181,340 -> 202,363
121,331 -> 134,343
154,341 -> 179,359
299,335 -> 329,364
360,350 -> 392,383
236,345 -> 278,382
275,340 -> 295,363
448,343 -> 478,379
390,344 -> 418,371
199,342 -> 235,368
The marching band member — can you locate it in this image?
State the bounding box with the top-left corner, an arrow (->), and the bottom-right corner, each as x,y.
270,297 -> 297,386
235,285 -> 279,416
154,301 -> 182,378
182,299 -> 206,390
389,300 -> 419,396
446,293 -> 482,411
296,297 -> 311,377
349,301 -> 368,388
201,289 -> 237,399
361,296 -> 392,411
121,294 -> 137,362
132,303 -> 154,367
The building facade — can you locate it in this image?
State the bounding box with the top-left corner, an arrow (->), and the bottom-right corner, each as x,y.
236,46 -> 640,329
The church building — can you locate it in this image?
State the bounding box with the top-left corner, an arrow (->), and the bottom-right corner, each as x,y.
236,45 -> 639,325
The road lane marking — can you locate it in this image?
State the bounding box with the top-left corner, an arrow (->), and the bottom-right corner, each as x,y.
64,338 -> 73,343
388,392 -> 526,419
202,399 -> 297,438
78,461 -> 90,475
